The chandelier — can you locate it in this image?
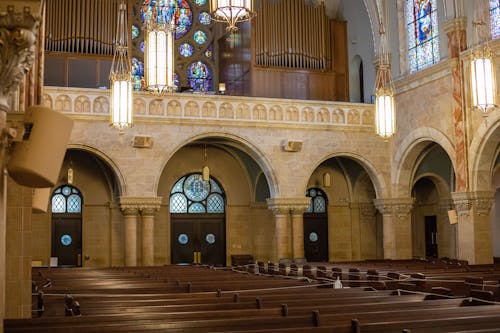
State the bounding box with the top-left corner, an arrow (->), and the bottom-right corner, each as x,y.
110,0 -> 133,129
470,20 -> 497,113
374,25 -> 395,139
210,0 -> 255,33
143,1 -> 177,95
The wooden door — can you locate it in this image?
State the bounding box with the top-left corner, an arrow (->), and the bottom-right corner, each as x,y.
303,213 -> 328,262
171,214 -> 225,266
52,216 -> 82,266
425,215 -> 438,258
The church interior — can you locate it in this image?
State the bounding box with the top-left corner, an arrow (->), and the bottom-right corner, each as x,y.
0,0 -> 499,331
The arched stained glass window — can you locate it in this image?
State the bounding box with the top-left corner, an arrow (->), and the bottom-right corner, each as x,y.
51,185 -> 83,214
140,0 -> 192,39
491,0 -> 500,39
187,61 -> 212,92
406,0 -> 440,72
305,188 -> 327,213
170,173 -> 225,213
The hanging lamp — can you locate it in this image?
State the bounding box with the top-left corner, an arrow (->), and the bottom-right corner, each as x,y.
210,0 -> 255,33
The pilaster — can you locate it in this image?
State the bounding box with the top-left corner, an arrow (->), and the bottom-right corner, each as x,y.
452,191 -> 494,264
374,198 -> 414,260
139,198 -> 162,266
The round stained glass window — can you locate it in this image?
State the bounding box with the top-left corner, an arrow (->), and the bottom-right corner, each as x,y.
178,233 -> 189,245
193,30 -> 207,44
132,25 -> 140,39
174,4 -> 193,39
206,233 -> 215,244
139,41 -> 145,53
184,174 -> 209,201
61,234 -> 72,246
199,12 -> 211,25
62,186 -> 71,196
309,232 -> 318,242
179,42 -> 194,57
194,0 -> 206,5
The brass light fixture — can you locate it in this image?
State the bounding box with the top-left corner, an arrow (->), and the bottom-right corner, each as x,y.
202,144 -> 210,182
110,0 -> 133,129
471,20 -> 497,113
210,0 -> 255,33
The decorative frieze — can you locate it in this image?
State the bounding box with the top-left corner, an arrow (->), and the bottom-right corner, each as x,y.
451,191 -> 494,216
373,198 -> 415,219
266,197 -> 311,216
119,196 -> 162,215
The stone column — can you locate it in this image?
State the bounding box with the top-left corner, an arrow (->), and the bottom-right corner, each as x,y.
452,191 -> 494,264
121,207 -> 139,266
359,203 -> 379,259
374,198 -> 414,260
0,1 -> 42,327
267,197 -> 310,263
139,197 -> 161,266
438,199 -> 456,259
290,207 -> 306,260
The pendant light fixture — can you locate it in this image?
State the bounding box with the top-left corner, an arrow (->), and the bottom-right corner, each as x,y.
202,144 -> 210,182
210,0 -> 255,33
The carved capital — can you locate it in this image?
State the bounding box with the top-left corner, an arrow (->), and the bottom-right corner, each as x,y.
359,202 -> 377,217
121,207 -> 139,216
119,196 -> 162,216
0,2 -> 41,108
373,198 -> 415,219
452,191 -> 493,217
266,197 -> 310,216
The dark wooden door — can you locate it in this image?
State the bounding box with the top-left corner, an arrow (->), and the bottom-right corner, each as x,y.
425,215 -> 438,258
303,213 -> 328,262
171,214 -> 225,266
52,216 -> 82,266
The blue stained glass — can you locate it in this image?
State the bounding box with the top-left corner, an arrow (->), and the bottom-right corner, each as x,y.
175,5 -> 193,39
209,179 -> 222,193
141,0 -> 192,39
406,0 -> 439,72
179,42 -> 194,57
172,177 -> 185,193
193,30 -> 207,44
490,0 -> 500,39
194,0 -> 206,5
188,202 -> 206,213
178,233 -> 188,244
187,61 -> 212,92
52,194 -> 66,213
306,188 -> 327,213
199,12 -> 211,25
207,194 -> 224,213
170,193 -> 187,212
169,173 -> 225,214
309,232 -> 318,242
51,185 -> 82,214
61,234 -> 72,246
62,186 -> 71,195
67,194 -> 81,213
174,72 -> 179,89
204,44 -> 213,59
313,197 -> 326,213
206,233 -> 215,244
139,41 -> 145,53
131,58 -> 144,91
132,25 -> 140,39
184,174 -> 209,201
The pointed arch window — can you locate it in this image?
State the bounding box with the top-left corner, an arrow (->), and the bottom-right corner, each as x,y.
169,173 -> 225,213
305,188 -> 327,213
405,0 -> 440,72
490,0 -> 500,39
51,185 -> 82,214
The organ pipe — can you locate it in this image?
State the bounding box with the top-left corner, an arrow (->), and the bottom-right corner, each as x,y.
255,0 -> 331,71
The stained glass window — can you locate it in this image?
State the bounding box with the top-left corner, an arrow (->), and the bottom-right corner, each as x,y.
140,0 -> 192,39
169,173 -> 225,213
179,42 -> 194,57
131,57 -> 144,90
132,25 -> 140,39
51,185 -> 82,214
406,0 -> 440,72
491,0 -> 500,39
204,44 -> 213,59
305,188 -> 327,213
194,0 -> 206,6
193,30 -> 207,44
187,61 -> 212,92
199,12 -> 211,25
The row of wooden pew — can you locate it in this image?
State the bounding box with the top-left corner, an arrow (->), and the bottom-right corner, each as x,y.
4,260 -> 500,332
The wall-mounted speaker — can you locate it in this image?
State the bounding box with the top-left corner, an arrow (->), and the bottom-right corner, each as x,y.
448,210 -> 458,224
7,105 -> 73,188
282,140 -> 303,152
32,188 -> 51,213
132,135 -> 152,148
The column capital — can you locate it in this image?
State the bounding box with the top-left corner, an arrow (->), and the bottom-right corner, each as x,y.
451,191 -> 494,216
442,17 -> 467,34
373,197 -> 415,218
119,196 -> 162,215
0,1 -> 42,108
266,197 -> 310,216
359,202 -> 377,217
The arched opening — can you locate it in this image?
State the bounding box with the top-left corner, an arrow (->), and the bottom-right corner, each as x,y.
304,188 -> 328,262
51,185 -> 83,267
169,173 -> 226,266
349,55 -> 363,103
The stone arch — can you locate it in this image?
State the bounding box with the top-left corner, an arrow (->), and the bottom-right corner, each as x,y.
219,102 -> 234,119
393,127 -> 456,197
413,172 -> 452,199
252,104 -> 267,120
67,144 -> 126,197
43,94 -> 53,109
469,108 -> 500,191
92,96 -> 109,114
236,103 -> 250,119
269,105 -> 283,121
202,102 -> 217,117
74,95 -> 90,113
306,152 -> 388,199
301,107 -> 314,122
133,98 -> 146,115
154,132 -> 279,198
285,106 -> 299,121
347,109 -> 360,124
55,94 -> 72,113
149,99 -> 165,116
166,100 -> 180,116
317,108 -> 330,123
333,109 -> 345,124
184,101 -> 200,117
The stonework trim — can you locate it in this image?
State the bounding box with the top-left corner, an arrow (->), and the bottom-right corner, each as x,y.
119,196 -> 162,215
451,191 -> 494,216
266,197 -> 311,216
374,197 -> 415,218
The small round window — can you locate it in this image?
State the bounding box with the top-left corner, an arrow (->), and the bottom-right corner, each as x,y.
309,232 -> 318,242
205,233 -> 215,244
178,233 -> 189,245
61,234 -> 72,246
